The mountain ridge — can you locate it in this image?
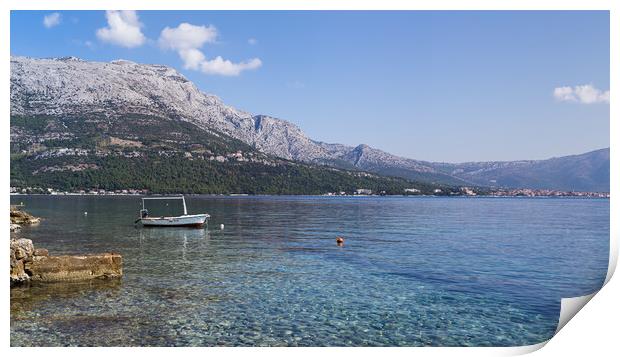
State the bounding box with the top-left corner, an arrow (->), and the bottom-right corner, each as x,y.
10,56 -> 610,192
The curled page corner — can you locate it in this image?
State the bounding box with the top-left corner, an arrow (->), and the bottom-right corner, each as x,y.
604,232 -> 618,286
555,292 -> 597,334
527,233 -> 617,352
513,242 -> 616,355
505,292 -> 599,356
503,340 -> 549,356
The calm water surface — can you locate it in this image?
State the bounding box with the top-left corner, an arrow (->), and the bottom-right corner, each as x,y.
10,195 -> 609,346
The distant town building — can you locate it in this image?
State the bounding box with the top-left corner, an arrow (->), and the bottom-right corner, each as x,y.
355,188 -> 372,195
460,187 -> 477,196
404,188 -> 420,193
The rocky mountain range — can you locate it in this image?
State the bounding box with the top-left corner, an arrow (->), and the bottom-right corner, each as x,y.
10,56 -> 610,192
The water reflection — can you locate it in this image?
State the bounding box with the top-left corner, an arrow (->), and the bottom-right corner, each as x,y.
137,226 -> 211,262
137,226 -> 210,243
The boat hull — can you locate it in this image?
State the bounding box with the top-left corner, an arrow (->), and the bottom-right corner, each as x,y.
139,214 -> 209,227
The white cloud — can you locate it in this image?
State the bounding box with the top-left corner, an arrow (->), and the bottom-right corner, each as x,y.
553,86 -> 574,101
178,48 -> 206,70
200,56 -> 262,76
96,10 -> 145,48
159,23 -> 218,50
43,13 -> 61,28
158,22 -> 262,76
248,38 -> 258,45
553,84 -> 610,104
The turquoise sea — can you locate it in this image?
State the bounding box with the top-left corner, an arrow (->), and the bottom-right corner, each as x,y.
10,195 -> 609,346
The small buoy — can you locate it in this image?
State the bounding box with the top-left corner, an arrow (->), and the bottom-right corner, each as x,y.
336,236 -> 344,246
220,224 -> 225,230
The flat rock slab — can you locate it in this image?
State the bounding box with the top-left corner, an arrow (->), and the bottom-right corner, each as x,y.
25,253 -> 122,282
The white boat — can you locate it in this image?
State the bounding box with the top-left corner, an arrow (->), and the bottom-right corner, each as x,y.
136,196 -> 210,228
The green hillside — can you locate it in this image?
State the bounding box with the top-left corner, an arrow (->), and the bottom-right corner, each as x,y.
10,115 -> 453,195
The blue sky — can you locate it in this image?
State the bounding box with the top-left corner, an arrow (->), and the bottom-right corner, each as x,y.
10,10 -> 610,162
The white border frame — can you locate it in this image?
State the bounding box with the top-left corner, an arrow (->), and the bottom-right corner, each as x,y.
3,1 -> 617,356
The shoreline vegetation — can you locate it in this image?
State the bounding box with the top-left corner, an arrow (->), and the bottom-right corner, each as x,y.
10,186 -> 610,198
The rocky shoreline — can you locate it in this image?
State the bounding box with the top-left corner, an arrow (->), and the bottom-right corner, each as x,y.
10,207 -> 122,286
10,206 -> 40,233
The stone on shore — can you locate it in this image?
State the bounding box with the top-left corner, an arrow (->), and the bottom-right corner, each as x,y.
10,208 -> 123,286
10,237 -> 122,285
33,248 -> 49,257
10,239 -> 34,284
10,209 -> 40,225
11,238 -> 34,261
25,253 -> 123,282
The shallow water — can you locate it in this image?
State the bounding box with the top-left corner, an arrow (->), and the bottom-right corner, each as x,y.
10,195 -> 609,346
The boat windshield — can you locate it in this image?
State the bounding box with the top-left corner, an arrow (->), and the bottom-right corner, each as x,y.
141,197 -> 188,216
